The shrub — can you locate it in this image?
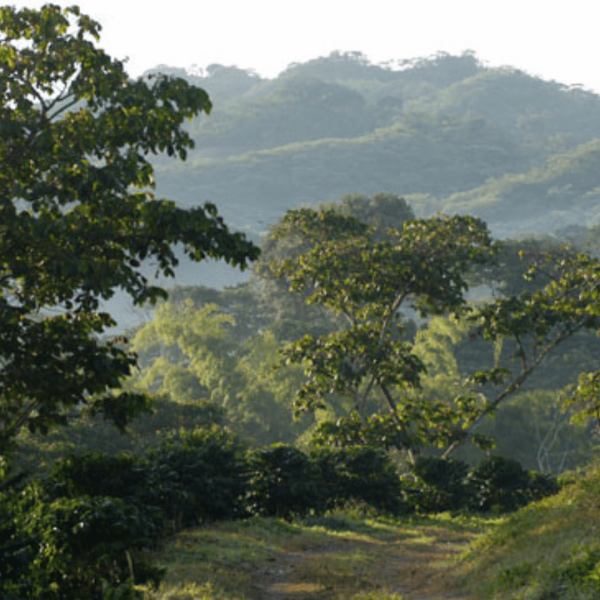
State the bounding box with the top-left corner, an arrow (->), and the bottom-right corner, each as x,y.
467,455 -> 532,512
403,455 -> 472,513
400,455 -> 560,515
311,446 -> 404,514
43,451 -> 172,546
46,452 -> 151,504
246,444 -> 321,519
528,470 -> 561,501
2,490 -> 164,599
147,426 -> 248,527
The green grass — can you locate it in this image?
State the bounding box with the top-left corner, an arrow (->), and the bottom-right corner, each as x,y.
459,463 -> 600,599
143,509 -> 492,599
143,473 -> 600,600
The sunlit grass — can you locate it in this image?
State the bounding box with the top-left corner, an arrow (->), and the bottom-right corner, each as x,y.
144,509 -> 493,599
459,463 -> 600,599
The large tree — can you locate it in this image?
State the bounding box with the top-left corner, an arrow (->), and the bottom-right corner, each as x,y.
269,206 -> 600,459
0,5 -> 258,461
267,207 -> 496,454
254,193 -> 415,336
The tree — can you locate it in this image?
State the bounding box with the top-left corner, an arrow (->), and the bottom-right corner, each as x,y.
129,294 -> 307,445
268,202 -> 600,460
0,5 -> 259,462
462,249 -> 600,453
267,206 -> 496,454
254,193 -> 415,335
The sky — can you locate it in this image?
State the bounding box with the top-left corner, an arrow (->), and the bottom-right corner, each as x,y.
8,0 -> 600,93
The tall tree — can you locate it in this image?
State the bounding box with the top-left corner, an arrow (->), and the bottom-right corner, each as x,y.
0,5 -> 258,461
459,249 -> 600,455
254,193 -> 415,336
267,207 -> 495,454
129,296 -> 306,445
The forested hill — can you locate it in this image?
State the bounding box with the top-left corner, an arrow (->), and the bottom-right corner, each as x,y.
145,51 -> 600,284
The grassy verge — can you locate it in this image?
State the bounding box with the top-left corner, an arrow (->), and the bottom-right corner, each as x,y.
143,509 -> 494,599
458,464 -> 600,599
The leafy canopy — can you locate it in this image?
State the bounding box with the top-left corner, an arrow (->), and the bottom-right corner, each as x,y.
267,206 -> 496,452
268,205 -> 600,457
0,5 -> 259,460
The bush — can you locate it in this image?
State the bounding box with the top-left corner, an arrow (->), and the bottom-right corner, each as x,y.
246,444 -> 321,519
1,426 -> 248,598
1,489 -> 164,599
528,470 -> 561,501
42,451 -> 173,547
399,455 -> 560,515
311,446 -> 404,514
147,426 -> 248,527
46,452 -> 151,504
403,455 -> 472,513
467,455 -> 532,512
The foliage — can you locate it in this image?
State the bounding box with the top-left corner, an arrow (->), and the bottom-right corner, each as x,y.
466,388 -> 596,473
412,310 -> 598,472
403,455 -> 472,513
129,293 -> 306,445
0,488 -> 164,599
1,425 -> 249,598
569,368 -> 600,434
38,426 -> 248,533
146,426 -> 248,527
0,5 -> 258,461
308,411 -> 423,452
401,455 -> 559,515
454,248 -> 600,453
461,462 -> 600,599
245,444 -> 321,519
131,300 -> 239,402
310,446 -> 405,514
321,192 -> 416,240
8,395 -> 226,480
254,192 -> 415,333
45,452 -> 155,512
268,206 -> 495,453
467,455 -> 534,513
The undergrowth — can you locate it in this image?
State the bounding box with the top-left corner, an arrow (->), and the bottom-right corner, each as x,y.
459,462 -> 600,599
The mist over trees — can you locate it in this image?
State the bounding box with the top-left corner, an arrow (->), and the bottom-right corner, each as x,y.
4,15 -> 600,595
146,50 -> 600,249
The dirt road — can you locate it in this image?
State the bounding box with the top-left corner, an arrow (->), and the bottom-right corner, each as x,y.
249,523 -> 476,599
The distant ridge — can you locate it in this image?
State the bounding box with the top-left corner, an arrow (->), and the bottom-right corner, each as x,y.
132,51 -> 600,295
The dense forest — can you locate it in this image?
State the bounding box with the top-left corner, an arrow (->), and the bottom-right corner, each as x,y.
100,49 -> 600,473
115,49 -> 600,301
3,6 -> 600,598
150,51 -> 600,240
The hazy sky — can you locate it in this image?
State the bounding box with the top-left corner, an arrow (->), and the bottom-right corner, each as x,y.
9,0 -> 600,92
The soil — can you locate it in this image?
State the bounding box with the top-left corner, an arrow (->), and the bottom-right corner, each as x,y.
248,526 -> 476,599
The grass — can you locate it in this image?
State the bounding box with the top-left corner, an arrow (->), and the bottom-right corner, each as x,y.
141,469 -> 600,600
143,509 -> 493,599
458,463 -> 600,599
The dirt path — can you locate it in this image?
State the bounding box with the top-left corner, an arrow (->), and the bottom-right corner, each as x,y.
248,526 -> 475,599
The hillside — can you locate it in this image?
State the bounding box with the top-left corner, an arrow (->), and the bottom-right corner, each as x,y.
132,52 -> 600,297
104,51 -> 600,329
148,52 -> 600,237
460,464 -> 600,598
